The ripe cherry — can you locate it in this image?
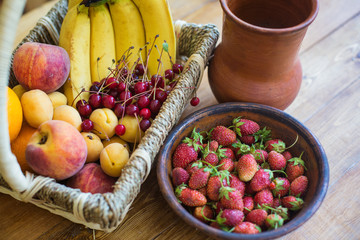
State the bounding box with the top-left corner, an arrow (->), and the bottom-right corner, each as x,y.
165,69 -> 174,80
151,74 -> 165,88
134,63 -> 145,76
172,63 -> 183,74
190,96 -> 200,106
126,104 -> 139,116
89,94 -> 102,109
113,103 -> 125,117
115,124 -> 126,136
78,103 -> 92,117
119,90 -> 132,106
118,82 -> 126,92
139,108 -> 151,119
105,77 -> 118,89
149,99 -> 161,116
140,119 -> 151,132
90,82 -> 100,92
134,82 -> 148,94
102,95 -> 115,109
137,95 -> 150,109
81,119 -> 94,132
76,99 -> 87,109
155,89 -> 167,102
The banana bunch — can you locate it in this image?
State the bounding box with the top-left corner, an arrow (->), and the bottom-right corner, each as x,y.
59,0 -> 176,106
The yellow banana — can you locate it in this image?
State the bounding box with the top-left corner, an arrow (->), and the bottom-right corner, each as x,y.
59,4 -> 92,107
89,4 -> 116,83
68,0 -> 83,10
108,0 -> 146,68
132,0 -> 176,77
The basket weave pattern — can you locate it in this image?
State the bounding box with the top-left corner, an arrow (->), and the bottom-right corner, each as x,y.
0,0 -> 219,231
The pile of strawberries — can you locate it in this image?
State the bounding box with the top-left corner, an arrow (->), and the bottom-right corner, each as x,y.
171,116 -> 308,234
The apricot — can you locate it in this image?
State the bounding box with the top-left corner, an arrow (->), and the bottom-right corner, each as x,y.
81,132 -> 104,163
21,89 -> 53,128
53,105 -> 82,131
12,84 -> 27,99
12,42 -> 70,93
100,143 -> 130,177
102,135 -> 130,152
48,91 -> 67,109
89,108 -> 118,140
118,115 -> 144,143
66,163 -> 117,194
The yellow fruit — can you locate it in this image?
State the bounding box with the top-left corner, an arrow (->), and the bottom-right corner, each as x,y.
48,91 -> 68,109
119,115 -> 144,143
12,84 -> 26,99
89,108 -> 118,140
102,135 -> 130,152
10,121 -> 36,173
7,86 -> 23,142
100,143 -> 129,177
53,105 -> 82,131
81,132 -> 104,163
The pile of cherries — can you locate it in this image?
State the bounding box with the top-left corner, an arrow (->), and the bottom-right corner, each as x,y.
77,62 -> 199,136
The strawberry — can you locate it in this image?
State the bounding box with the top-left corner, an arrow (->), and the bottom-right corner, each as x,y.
188,168 -> 211,189
239,135 -> 255,145
272,197 -> 281,208
286,153 -> 306,182
172,143 -> 198,168
207,173 -> 229,201
249,169 -> 273,192
193,205 -> 214,223
217,209 -> 244,227
265,139 -> 286,153
175,184 -> 207,207
230,141 -> 250,159
282,150 -> 292,160
254,188 -> 273,208
243,196 -> 254,215
233,222 -> 261,234
210,125 -> 237,146
182,127 -> 204,153
229,174 -> 246,196
203,152 -> 219,166
245,209 -> 268,227
219,147 -> 236,160
198,186 -> 207,196
265,213 -> 284,229
232,117 -> 260,136
219,187 -> 244,211
237,154 -> 258,182
172,167 -> 190,186
218,158 -> 235,172
268,150 -> 287,170
269,177 -> 290,198
252,149 -> 268,164
208,140 -> 219,152
281,196 -> 304,211
185,160 -> 203,176
290,175 -> 308,197
213,200 -> 225,215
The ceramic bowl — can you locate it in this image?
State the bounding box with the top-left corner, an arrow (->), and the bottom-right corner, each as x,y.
157,102 -> 329,240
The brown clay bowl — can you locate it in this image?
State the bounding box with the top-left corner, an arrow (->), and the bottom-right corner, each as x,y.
157,102 -> 329,239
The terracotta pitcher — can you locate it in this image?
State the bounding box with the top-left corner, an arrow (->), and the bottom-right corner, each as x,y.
208,0 -> 319,110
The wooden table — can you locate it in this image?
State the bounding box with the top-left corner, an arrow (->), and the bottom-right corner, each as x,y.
1,0 -> 360,239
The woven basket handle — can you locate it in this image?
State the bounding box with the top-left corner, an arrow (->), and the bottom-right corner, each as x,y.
0,0 -> 29,192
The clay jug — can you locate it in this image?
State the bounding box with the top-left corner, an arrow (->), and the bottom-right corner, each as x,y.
208,0 -> 319,110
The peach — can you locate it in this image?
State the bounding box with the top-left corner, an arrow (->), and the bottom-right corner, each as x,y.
66,163 -> 117,194
21,89 -> 53,128
118,115 -> 144,143
100,143 -> 129,177
102,135 -> 130,152
48,91 -> 67,109
12,42 -> 70,93
81,132 -> 104,163
53,105 -> 82,131
26,120 -> 87,180
89,108 -> 118,140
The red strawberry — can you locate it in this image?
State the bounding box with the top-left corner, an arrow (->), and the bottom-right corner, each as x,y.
182,128 -> 204,153
239,135 -> 255,145
245,209 -> 268,227
269,177 -> 290,198
220,187 -> 244,211
176,185 -> 207,207
243,196 -> 254,215
207,175 -> 229,201
282,150 -> 292,160
188,168 -> 210,189
254,188 -> 273,208
203,152 -> 219,166
172,143 -> 198,168
198,186 -> 207,196
272,197 -> 281,208
229,174 -> 246,196
217,209 -> 244,227
193,205 -> 214,223
229,140 -> 244,159
265,213 -> 284,229
237,154 -> 258,182
210,125 -> 237,146
265,139 -> 286,153
218,158 -> 235,172
268,150 -> 287,170
185,160 -> 203,176
281,196 -> 304,211
172,167 -> 190,186
290,175 -> 308,197
249,169 -> 273,192
286,153 -> 306,182
209,140 -> 219,152
220,147 -> 236,160
213,200 -> 225,215
252,149 -> 268,164
233,222 -> 261,234
233,117 -> 260,136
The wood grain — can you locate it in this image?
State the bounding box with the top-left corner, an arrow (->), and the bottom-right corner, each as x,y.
1,0 -> 360,239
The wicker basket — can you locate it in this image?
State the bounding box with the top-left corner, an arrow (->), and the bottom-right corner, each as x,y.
0,0 -> 219,232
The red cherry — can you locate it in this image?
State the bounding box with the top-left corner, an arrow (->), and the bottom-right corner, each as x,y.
119,90 -> 132,106
134,82 -> 148,94
113,103 -> 125,117
108,88 -> 119,98
78,103 -> 92,117
151,74 -> 165,88
155,89 -> 168,102
90,82 -> 100,92
105,77 -> 118,89
102,95 -> 115,109
134,63 -> 145,76
89,94 -> 102,109
115,124 -> 126,136
164,69 -> 174,80
118,82 -> 126,92
140,119 -> 151,132
76,99 -> 87,109
172,63 -> 183,74
126,104 -> 139,116
137,95 -> 150,109
190,97 -> 200,106
139,108 -> 151,119
149,99 -> 162,116
81,119 -> 94,132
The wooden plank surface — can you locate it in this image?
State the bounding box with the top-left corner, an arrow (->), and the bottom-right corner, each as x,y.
1,0 -> 360,239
